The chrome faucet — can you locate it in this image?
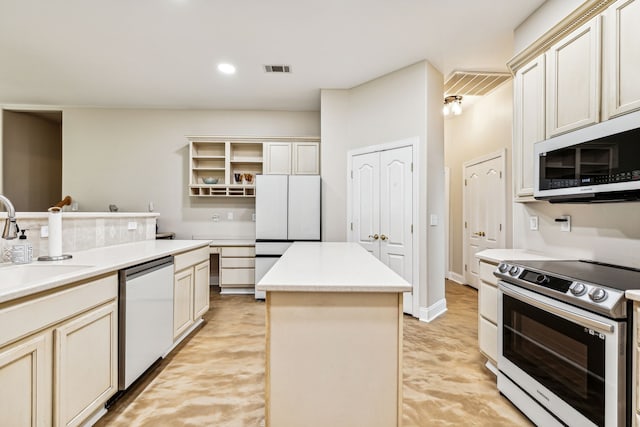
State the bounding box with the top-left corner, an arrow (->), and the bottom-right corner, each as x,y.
0,195 -> 18,239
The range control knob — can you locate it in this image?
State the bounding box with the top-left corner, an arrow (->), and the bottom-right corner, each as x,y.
498,263 -> 509,273
589,288 -> 608,303
570,283 -> 587,296
535,274 -> 549,285
509,266 -> 520,276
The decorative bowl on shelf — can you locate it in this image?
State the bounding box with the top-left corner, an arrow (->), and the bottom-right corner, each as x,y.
202,177 -> 219,184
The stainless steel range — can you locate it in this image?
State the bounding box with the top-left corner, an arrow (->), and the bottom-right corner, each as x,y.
495,260 -> 640,427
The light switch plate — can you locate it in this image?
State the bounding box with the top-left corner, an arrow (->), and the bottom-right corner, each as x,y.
529,216 -> 538,231
41,225 -> 48,238
127,221 -> 138,230
429,214 -> 438,226
227,212 -> 234,220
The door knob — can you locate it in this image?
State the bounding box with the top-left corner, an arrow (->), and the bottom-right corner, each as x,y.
368,234 -> 379,240
380,234 -> 388,241
480,231 -> 486,237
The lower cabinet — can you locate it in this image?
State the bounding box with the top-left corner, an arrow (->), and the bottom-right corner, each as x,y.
219,246 -> 255,294
173,247 -> 210,340
0,332 -> 52,427
54,301 -> 118,427
0,273 -> 118,427
477,259 -> 499,368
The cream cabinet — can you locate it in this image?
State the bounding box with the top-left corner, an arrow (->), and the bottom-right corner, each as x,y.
546,15 -> 602,138
513,54 -> 545,200
604,0 -> 640,119
173,247 -> 210,340
188,138 -> 262,197
219,246 -> 255,294
477,259 -> 499,368
54,301 -> 117,427
0,332 -> 51,427
263,141 -> 320,175
0,273 -> 118,427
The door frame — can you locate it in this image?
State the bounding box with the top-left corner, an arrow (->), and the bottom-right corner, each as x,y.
346,136 -> 420,317
462,148 -> 506,287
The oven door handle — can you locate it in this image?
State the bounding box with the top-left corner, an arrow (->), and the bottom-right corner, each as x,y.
500,284 -> 614,334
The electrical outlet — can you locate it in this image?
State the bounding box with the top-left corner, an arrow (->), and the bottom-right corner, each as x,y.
41,225 -> 49,238
529,216 -> 539,231
212,214 -> 220,222
227,212 -> 234,220
148,201 -> 154,212
127,221 -> 138,230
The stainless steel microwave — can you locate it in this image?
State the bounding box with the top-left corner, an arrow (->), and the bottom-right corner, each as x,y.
534,109 -> 640,203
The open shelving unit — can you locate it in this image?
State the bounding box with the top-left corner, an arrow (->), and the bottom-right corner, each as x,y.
189,137 -> 263,197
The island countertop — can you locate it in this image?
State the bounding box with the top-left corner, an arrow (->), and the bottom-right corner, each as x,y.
256,241 -> 411,293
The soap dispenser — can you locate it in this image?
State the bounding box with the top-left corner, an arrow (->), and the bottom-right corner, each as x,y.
11,229 -> 33,264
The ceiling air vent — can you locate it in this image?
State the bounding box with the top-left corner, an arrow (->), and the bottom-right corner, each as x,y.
264,65 -> 291,73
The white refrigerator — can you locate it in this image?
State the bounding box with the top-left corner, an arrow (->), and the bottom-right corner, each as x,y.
254,174 -> 320,299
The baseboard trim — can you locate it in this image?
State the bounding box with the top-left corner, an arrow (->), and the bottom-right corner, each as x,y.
220,288 -> 255,295
419,298 -> 447,323
447,272 -> 464,284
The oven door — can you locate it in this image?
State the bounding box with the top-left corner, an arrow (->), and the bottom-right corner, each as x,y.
498,281 -> 626,427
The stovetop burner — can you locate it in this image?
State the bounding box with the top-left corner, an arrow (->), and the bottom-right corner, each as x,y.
504,259 -> 640,291
494,259 -> 640,319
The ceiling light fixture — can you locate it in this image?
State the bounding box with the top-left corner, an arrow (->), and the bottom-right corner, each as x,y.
443,95 -> 463,116
217,63 -> 236,75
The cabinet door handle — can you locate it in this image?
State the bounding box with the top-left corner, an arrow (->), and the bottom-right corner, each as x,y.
368,234 -> 379,240
473,232 -> 482,237
380,234 -> 388,241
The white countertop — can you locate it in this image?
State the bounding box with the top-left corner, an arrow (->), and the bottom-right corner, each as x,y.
0,239 -> 210,304
191,236 -> 255,246
256,242 -> 411,293
475,248 -> 568,264
625,290 -> 640,302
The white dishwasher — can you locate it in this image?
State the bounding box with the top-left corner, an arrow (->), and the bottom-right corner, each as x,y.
118,256 -> 174,390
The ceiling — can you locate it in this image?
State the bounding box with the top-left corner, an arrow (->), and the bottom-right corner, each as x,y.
0,0 -> 546,111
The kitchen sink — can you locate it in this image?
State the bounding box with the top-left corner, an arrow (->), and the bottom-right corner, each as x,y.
0,263 -> 94,287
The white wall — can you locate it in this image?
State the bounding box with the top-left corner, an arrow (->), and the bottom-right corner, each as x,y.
513,0 -> 584,54
513,0 -> 640,268
62,108 -> 319,239
444,81 -> 514,278
321,60 -> 445,316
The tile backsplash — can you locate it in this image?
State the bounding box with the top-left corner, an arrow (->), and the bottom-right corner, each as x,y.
0,213 -> 158,262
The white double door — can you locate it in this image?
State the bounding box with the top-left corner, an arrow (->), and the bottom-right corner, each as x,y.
464,152 -> 505,288
350,146 -> 413,314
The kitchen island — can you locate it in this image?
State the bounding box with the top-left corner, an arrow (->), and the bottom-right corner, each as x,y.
256,242 -> 411,427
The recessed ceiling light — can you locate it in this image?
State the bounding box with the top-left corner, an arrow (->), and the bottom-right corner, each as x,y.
217,63 -> 236,75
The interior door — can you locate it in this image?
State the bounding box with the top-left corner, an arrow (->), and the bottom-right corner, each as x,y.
379,147 -> 413,313
351,152 -> 380,258
464,154 -> 504,288
351,146 -> 414,315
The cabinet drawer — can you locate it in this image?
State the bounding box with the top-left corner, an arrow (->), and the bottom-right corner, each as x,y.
479,281 -> 498,324
479,261 -> 498,286
220,268 -> 255,285
0,273 -> 117,348
479,317 -> 498,364
174,246 -> 210,272
221,257 -> 255,268
221,246 -> 255,258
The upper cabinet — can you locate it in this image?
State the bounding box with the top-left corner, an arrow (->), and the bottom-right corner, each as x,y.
514,55 -> 545,199
546,16 -> 601,138
604,0 -> 640,119
509,0 -> 640,200
189,137 -> 320,197
189,138 -> 262,197
263,141 -> 320,175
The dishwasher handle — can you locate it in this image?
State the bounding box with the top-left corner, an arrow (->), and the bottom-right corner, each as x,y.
122,255 -> 174,281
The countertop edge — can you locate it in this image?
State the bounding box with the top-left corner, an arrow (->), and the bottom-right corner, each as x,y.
625,290 -> 640,302
0,240 -> 211,304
